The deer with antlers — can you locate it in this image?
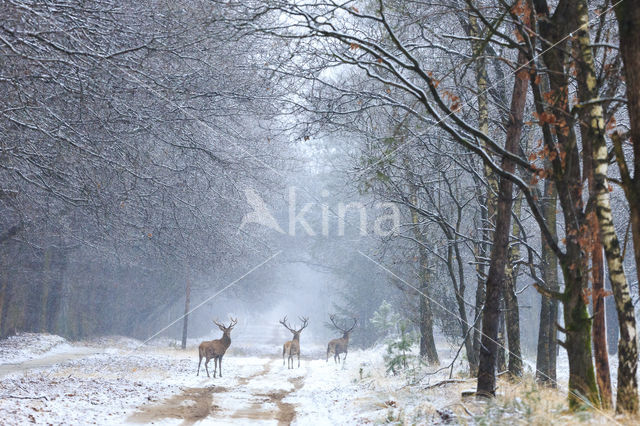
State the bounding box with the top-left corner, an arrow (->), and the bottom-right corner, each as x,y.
279,316 -> 308,369
197,317 -> 237,378
327,315 -> 357,363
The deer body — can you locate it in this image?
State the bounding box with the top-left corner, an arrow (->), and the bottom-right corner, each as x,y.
326,315 -> 357,364
280,316 -> 308,369
197,318 -> 237,378
327,333 -> 350,363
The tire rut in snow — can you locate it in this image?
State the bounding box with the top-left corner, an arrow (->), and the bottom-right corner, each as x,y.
231,360 -> 305,426
128,385 -> 227,425
236,358 -> 272,386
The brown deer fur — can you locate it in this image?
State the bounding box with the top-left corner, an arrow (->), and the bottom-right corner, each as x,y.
326,315 -> 357,363
197,317 -> 237,378
280,316 -> 308,369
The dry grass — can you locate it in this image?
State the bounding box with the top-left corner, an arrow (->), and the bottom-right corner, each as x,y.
458,375 -> 640,425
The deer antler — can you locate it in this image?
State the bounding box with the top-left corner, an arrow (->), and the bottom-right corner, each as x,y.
330,315 -> 357,333
297,316 -> 309,332
346,317 -> 358,332
213,319 -> 225,329
228,317 -> 238,328
329,314 -> 344,331
279,316 -> 295,333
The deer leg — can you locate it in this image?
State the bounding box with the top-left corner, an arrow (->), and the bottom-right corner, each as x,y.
283,347 -> 286,366
219,355 -> 223,377
298,352 -> 300,368
214,357 -> 218,378
334,353 -> 338,364
343,350 -> 347,361
326,347 -> 330,362
197,354 -> 202,376
205,358 -> 211,378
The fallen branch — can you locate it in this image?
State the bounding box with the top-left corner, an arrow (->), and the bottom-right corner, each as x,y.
424,379 -> 471,390
1,394 -> 49,401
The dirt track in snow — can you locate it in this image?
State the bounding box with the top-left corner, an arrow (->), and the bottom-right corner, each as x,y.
128,385 -> 226,425
129,358 -> 306,425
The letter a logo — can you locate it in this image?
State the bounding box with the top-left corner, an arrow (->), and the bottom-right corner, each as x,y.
239,188 -> 285,234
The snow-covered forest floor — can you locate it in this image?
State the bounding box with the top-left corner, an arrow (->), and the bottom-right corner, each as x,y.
0,333 -> 634,425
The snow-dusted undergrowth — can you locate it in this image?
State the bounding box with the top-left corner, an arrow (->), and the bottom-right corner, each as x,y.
0,333 -> 71,365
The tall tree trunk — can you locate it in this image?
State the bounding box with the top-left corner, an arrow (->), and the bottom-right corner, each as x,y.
40,247 -> 52,333
446,243 -> 475,369
606,277 -> 619,357
0,253 -> 7,337
590,243 -> 612,409
536,180 -> 559,386
404,153 -> 439,364
577,45 -> 613,409
613,0 -> 640,413
469,11 -> 496,378
471,200 -> 488,376
476,50 -> 528,397
614,2 -> 640,314
575,0 -> 638,412
531,0 -> 601,408
505,193 -> 523,377
578,62 -> 613,410
497,297 -> 507,373
418,253 -> 439,364
181,275 -> 191,350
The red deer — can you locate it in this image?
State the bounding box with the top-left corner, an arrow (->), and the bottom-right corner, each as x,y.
327,315 -> 357,363
197,317 -> 237,378
279,316 -> 308,369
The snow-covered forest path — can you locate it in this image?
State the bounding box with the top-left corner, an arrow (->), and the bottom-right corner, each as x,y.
3,335 -> 464,425
5,334 -> 623,424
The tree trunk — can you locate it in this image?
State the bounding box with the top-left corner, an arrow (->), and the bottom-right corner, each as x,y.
446,244 -> 475,369
577,63 -> 613,410
497,297 -> 507,373
405,157 -> 439,364
531,0 -> 601,408
0,253 -> 7,337
606,277 -> 619,356
590,243 -> 612,409
576,45 -> 613,410
468,13 -> 496,378
471,202 -> 487,376
40,247 -> 52,333
476,50 -> 528,397
575,0 -> 638,412
419,255 -> 439,364
613,0 -> 640,413
505,193 -> 523,377
181,275 -> 191,350
532,58 -> 559,389
536,177 -> 559,388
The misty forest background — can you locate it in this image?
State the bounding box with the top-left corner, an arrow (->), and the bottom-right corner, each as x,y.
2,0 -> 640,413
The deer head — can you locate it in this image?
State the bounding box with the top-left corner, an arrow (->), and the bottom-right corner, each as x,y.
279,316 -> 308,340
330,315 -> 357,339
213,317 -> 238,338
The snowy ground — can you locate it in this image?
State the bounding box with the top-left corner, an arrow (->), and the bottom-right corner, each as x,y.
0,333 -> 633,424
